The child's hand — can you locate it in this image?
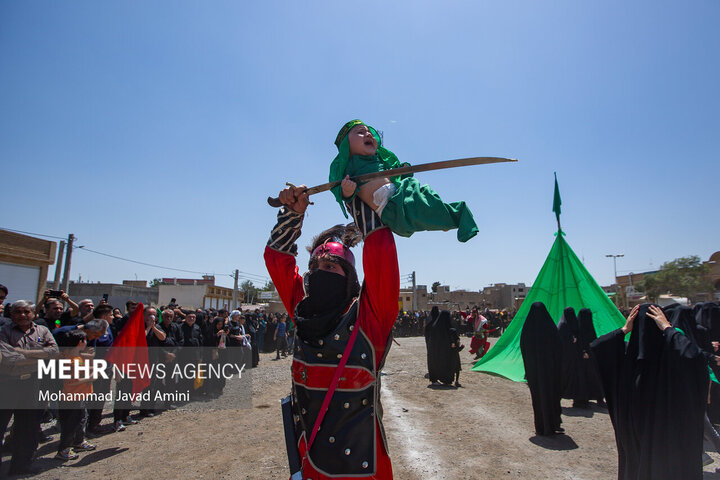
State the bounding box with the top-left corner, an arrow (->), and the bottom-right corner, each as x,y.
341,175 -> 356,199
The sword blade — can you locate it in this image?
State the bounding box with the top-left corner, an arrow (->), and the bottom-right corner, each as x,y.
307,156 -> 517,195
267,156 -> 517,207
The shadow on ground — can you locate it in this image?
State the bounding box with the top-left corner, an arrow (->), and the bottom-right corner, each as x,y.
562,402 -> 608,418
529,434 -> 579,451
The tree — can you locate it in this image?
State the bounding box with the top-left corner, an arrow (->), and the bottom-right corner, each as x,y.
640,256 -> 712,301
241,280 -> 260,304
149,278 -> 164,288
431,281 -> 441,293
261,280 -> 275,292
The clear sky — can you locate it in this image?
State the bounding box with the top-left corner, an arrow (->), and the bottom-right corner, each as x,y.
2,1 -> 719,293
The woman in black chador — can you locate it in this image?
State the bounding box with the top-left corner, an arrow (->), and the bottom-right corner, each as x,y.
694,302 -> 720,422
590,304 -> 708,480
425,309 -> 462,386
557,306 -> 585,407
520,302 -> 564,436
424,306 -> 439,378
576,308 -> 604,406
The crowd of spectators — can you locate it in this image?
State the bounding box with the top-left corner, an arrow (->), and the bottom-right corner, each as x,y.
0,280 -> 524,475
392,307 -> 515,338
0,285 -> 298,474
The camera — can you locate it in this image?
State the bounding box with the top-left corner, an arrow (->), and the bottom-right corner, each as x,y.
49,289 -> 63,298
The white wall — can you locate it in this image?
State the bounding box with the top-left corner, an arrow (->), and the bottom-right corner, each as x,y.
158,284 -> 206,308
0,261 -> 41,304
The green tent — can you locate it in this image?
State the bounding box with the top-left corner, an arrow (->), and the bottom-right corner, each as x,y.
471,176 -> 625,381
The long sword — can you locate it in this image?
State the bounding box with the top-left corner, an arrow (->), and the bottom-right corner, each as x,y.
267,156 -> 517,207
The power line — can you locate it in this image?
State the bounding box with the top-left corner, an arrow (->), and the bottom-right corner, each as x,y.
75,246 -> 213,275
75,246 -> 269,281
232,273 -> 271,283
235,269 -> 270,281
2,225 -> 270,282
0,227 -> 66,240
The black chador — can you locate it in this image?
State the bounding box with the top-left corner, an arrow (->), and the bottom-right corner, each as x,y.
576,308 -> 604,405
694,302 -> 720,349
557,306 -> 584,404
425,309 -> 458,385
424,306 -> 439,378
590,304 -> 708,480
695,302 -> 720,422
520,302 -> 563,436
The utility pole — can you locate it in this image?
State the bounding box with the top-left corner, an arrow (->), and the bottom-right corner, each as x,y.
232,269 -> 239,309
61,234 -> 75,293
606,253 -> 624,307
411,271 -> 417,312
605,254 -> 624,283
53,240 -> 66,290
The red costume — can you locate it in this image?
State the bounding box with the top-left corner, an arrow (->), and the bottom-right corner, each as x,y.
264,198 -> 399,480
460,311 -> 497,358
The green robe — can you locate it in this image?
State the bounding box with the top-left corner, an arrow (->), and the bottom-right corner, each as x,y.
336,153 -> 479,243
329,121 -> 478,242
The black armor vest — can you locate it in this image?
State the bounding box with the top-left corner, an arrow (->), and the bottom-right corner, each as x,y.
291,300 -> 390,476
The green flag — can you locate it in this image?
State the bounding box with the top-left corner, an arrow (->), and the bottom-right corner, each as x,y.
552,172 -> 562,221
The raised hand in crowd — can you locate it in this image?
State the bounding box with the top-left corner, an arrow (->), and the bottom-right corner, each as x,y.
37,289 -> 79,317
646,305 -> 672,331
621,304 -> 639,335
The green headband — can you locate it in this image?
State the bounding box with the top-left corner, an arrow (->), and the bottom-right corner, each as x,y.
334,119 -> 381,149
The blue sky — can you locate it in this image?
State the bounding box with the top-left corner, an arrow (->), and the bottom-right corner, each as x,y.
2,1 -> 719,293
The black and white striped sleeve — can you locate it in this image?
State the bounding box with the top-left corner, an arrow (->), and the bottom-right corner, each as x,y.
345,196 -> 386,238
267,207 -> 304,255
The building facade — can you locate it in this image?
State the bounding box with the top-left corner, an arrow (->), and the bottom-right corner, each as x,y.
157,276 -> 241,309
67,281 -> 158,310
398,285 -> 429,312
0,229 -> 57,304
480,283 -> 528,311
427,282 -> 529,312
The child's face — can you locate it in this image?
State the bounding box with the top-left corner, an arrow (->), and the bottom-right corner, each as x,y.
347,125 -> 378,156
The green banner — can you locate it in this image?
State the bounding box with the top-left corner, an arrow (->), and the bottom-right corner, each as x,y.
472,232 -> 625,382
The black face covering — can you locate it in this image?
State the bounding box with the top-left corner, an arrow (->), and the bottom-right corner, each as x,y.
295,269 -> 349,341
303,269 -> 347,313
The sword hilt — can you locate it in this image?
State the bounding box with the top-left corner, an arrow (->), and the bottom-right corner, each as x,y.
267,182 -> 314,208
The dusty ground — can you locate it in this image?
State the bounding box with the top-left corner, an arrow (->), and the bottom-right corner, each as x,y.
4,337 -> 720,479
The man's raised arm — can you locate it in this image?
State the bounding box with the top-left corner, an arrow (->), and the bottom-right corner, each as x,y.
346,196 -> 400,333
264,186 -> 310,317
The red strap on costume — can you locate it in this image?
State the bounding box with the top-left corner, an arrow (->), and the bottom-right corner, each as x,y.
307,321 -> 360,450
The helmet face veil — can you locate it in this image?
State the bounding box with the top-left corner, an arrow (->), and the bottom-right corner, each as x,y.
304,223 -> 362,304
306,254 -> 360,303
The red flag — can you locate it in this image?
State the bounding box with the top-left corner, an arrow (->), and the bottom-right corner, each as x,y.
105,303 -> 151,394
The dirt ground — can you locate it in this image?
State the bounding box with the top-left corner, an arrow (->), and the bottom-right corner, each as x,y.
5,336 -> 720,479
